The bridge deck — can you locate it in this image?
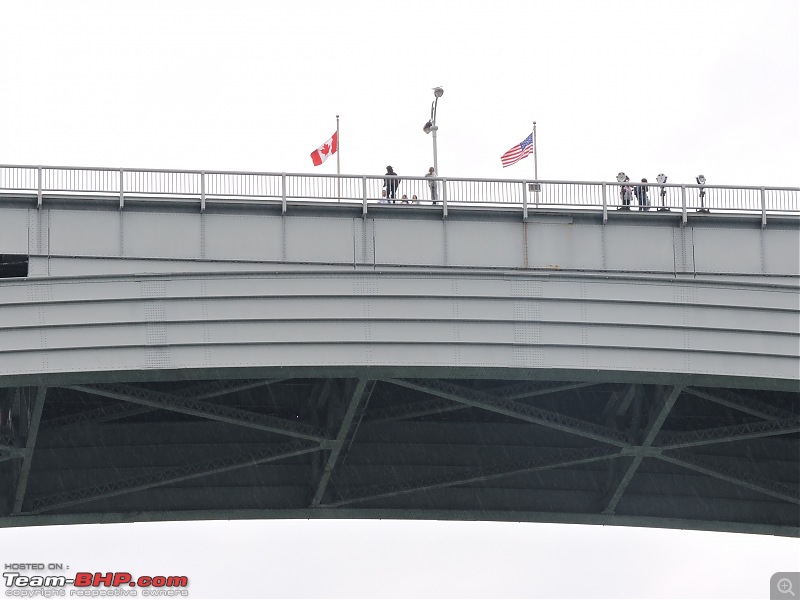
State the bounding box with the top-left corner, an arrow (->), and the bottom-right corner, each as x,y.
1,173 -> 798,535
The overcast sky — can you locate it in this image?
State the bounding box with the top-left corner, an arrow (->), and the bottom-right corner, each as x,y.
1,1 -> 799,599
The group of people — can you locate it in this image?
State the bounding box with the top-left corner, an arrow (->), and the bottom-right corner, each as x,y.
381,166 -> 439,205
619,176 -> 651,211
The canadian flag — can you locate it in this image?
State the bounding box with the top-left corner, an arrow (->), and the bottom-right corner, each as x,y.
310,131 -> 338,166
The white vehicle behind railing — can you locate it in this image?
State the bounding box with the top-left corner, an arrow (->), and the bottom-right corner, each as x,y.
1,164 -> 797,225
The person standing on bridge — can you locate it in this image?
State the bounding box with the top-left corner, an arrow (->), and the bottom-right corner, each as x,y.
635,178 -> 650,211
425,166 -> 438,204
620,175 -> 633,209
384,166 -> 400,202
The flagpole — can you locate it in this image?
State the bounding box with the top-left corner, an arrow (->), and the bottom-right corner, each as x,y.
336,114 -> 341,202
533,121 -> 539,207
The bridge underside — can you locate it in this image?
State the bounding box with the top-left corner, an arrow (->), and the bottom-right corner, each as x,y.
2,369 -> 798,536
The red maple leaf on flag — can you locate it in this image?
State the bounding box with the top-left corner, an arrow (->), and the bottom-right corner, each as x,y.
310,131 -> 338,166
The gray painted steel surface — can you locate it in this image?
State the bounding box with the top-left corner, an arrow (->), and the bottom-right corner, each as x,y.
0,192 -> 798,535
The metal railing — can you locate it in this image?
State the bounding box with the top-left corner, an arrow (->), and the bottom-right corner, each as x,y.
1,164 -> 797,220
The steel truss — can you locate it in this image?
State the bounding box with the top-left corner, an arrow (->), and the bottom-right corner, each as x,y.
68,382 -> 328,442
0,375 -> 796,534
28,440 -> 320,514
324,446 -> 619,508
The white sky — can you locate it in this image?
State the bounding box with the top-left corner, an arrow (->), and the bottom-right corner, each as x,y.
1,1 -> 799,598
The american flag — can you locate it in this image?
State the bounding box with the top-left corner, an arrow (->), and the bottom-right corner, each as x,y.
500,133 -> 533,168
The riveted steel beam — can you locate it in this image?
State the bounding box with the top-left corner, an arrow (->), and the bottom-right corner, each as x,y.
12,387 -> 47,514
365,395 -> 461,424
385,379 -> 631,447
172,378 -> 288,401
684,388 -> 795,421
41,402 -> 154,432
659,451 -> 800,506
602,385 -> 684,514
486,382 -> 598,401
656,416 -> 800,450
601,384 -> 636,426
311,379 -> 375,506
366,382 -> 600,426
323,446 -> 619,508
68,383 -> 328,442
28,440 -> 320,515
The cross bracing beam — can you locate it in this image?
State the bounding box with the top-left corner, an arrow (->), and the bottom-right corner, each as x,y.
684,388 -> 796,421
311,379 -> 374,506
172,379 -> 288,401
12,387 -> 47,514
28,440 -> 320,514
322,446 -> 619,508
67,383 -> 328,442
601,384 -> 636,426
365,396 -> 462,425
658,451 -> 800,506
0,444 -> 24,462
656,416 -> 800,450
602,385 -> 683,514
366,382 -> 602,426
485,382 -> 598,401
384,379 -> 631,447
41,403 -> 154,431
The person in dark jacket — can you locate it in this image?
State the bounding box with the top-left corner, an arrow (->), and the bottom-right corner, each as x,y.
635,178 -> 650,211
384,166 -> 399,202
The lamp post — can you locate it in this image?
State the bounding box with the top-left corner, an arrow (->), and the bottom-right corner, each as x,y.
423,87 -> 443,177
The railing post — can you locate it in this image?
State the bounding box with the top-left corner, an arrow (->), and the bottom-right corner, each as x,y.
362,176 -> 368,217
601,183 -> 607,224
522,180 -> 528,221
281,173 -> 287,214
760,187 -> 767,228
37,166 -> 42,209
681,185 -> 687,225
200,171 -> 206,212
442,179 -> 448,219
119,168 -> 124,209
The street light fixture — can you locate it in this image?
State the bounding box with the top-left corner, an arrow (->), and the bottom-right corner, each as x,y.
423,87 -> 443,177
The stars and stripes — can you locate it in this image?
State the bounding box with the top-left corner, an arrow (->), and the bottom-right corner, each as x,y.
500,134 -> 533,168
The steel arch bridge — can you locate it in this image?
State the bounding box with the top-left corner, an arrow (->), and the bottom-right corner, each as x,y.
1,168 -> 798,536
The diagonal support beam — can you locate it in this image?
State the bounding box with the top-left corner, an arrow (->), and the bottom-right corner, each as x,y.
385,379 -> 631,447
323,446 -> 619,508
41,403 -> 154,432
656,416 -> 800,450
659,451 -> 800,506
12,387 -> 47,513
602,385 -> 683,514
684,387 -> 795,421
67,383 -> 328,443
28,440 -> 320,515
484,382 -> 598,401
311,379 -> 374,506
365,396 -> 461,425
601,384 -> 636,426
172,379 -> 288,401
366,382 -> 599,426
